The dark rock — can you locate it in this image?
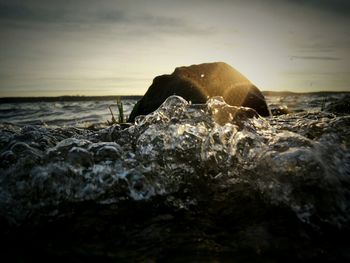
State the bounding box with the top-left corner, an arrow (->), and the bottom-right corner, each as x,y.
324,95 -> 350,114
129,62 -> 271,122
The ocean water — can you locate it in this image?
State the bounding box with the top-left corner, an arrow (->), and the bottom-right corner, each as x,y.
0,93 -> 350,262
0,99 -> 136,127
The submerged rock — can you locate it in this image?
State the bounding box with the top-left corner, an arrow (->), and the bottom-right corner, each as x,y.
129,62 -> 270,122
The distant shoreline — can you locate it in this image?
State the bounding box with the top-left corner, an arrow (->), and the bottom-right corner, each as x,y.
0,91 -> 349,103
0,95 -> 143,103
262,91 -> 350,96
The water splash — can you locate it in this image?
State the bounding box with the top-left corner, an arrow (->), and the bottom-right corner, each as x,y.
0,96 -> 349,231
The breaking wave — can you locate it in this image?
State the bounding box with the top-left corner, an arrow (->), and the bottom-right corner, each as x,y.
1,95 -> 350,261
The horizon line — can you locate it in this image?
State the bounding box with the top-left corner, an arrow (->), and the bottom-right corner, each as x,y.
0,90 -> 349,103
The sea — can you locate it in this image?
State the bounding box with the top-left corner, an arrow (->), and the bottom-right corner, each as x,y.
0,92 -> 349,262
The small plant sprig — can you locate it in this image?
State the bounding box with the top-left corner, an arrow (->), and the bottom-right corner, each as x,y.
116,96 -> 124,123
107,96 -> 126,125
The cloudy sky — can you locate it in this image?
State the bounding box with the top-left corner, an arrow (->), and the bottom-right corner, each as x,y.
0,0 -> 349,97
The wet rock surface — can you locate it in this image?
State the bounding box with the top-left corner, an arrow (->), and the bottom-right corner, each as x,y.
1,95 -> 350,262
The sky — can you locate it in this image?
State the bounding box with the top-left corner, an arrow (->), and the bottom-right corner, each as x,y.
0,0 -> 350,97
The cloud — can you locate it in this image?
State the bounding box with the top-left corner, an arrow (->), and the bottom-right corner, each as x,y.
289,55 -> 340,61
0,3 -> 64,23
0,1 -> 212,37
285,0 -> 350,16
0,2 -> 128,24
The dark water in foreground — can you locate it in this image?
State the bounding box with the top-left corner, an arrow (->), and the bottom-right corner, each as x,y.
0,93 -> 350,262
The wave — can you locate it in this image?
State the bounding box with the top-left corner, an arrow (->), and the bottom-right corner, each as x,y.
0,95 -> 349,261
